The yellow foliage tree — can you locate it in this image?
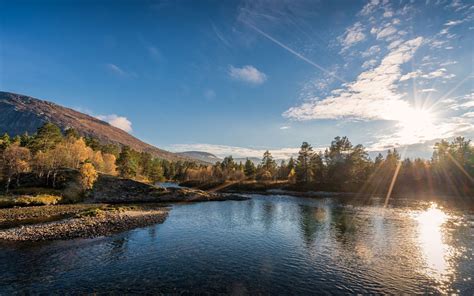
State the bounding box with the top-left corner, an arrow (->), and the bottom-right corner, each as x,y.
79,162 -> 98,190
2,143 -> 31,191
102,153 -> 117,175
91,151 -> 105,172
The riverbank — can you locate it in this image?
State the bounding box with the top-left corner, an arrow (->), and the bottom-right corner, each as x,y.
0,204 -> 169,241
181,180 -> 474,201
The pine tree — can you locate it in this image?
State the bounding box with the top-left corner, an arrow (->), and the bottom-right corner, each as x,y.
244,158 -> 256,178
296,142 -> 314,183
116,146 -> 138,178
28,123 -> 63,153
261,150 -> 276,174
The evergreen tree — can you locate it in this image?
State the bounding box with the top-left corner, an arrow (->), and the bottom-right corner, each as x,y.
287,157 -> 296,171
28,123 -> 63,153
244,158 -> 256,178
277,160 -> 290,180
116,146 -> 138,178
148,159 -> 165,183
20,132 -> 31,147
309,152 -> 324,183
221,156 -> 236,171
64,128 -> 80,139
261,150 -> 276,174
296,142 -> 314,183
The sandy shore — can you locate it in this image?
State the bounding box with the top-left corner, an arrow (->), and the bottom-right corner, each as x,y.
0,205 -> 169,241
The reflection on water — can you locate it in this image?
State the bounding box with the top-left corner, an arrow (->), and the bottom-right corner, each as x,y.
0,195 -> 472,294
413,202 -> 460,293
415,203 -> 450,278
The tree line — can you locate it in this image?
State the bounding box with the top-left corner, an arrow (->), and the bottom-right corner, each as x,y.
1,123 -> 472,195
183,136 -> 473,196
0,123 -> 200,191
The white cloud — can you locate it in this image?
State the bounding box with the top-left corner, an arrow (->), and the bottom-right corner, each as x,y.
420,88 -> 438,93
168,143 -> 304,159
444,19 -> 464,26
229,65 -> 267,84
422,68 -> 455,79
399,68 -> 455,81
96,114 -> 133,132
399,70 -> 421,81
462,112 -> 474,118
361,45 -> 381,57
360,0 -> 380,16
388,39 -> 403,49
284,37 -> 424,121
447,93 -> 474,110
362,59 -> 378,69
280,126 -> 290,130
440,60 -> 457,66
376,25 -> 397,39
339,22 -> 366,51
383,10 -> 394,18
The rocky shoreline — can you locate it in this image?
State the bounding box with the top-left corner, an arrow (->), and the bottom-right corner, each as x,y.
0,205 -> 169,241
0,175 -> 251,242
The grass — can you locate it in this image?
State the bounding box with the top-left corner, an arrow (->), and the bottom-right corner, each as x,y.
0,194 -> 63,208
76,205 -> 138,218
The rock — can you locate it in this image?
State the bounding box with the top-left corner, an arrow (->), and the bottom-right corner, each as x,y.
91,175 -> 242,203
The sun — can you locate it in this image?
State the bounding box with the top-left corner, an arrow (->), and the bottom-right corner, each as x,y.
396,107 -> 438,144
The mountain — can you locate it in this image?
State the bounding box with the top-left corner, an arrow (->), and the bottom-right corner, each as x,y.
0,91 -> 191,161
177,151 -> 221,164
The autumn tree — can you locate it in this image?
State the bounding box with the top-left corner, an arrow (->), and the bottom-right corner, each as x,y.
0,133 -> 11,152
2,143 -> 31,191
102,153 -> 117,175
79,162 -> 98,190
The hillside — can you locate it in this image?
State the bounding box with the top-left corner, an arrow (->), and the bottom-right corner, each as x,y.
0,91 -> 189,161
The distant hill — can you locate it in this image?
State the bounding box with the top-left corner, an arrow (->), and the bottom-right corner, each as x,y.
177,151 -> 221,164
176,151 -> 265,166
0,91 -> 192,161
234,157 -> 261,165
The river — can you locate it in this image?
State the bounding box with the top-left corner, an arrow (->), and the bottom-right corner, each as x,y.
0,194 -> 473,294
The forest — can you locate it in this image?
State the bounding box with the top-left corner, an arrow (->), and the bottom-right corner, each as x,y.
0,123 -> 472,196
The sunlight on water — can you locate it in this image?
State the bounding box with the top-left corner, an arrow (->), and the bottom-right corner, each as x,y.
413,202 -> 454,287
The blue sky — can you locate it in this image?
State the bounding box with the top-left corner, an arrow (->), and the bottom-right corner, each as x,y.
1,0 -> 473,159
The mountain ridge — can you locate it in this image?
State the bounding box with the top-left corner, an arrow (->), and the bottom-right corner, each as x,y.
0,91 -> 194,162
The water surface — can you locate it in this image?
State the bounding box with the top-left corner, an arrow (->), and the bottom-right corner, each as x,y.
1,194 -> 473,294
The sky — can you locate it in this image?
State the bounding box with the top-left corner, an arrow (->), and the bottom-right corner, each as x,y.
1,0 -> 473,160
